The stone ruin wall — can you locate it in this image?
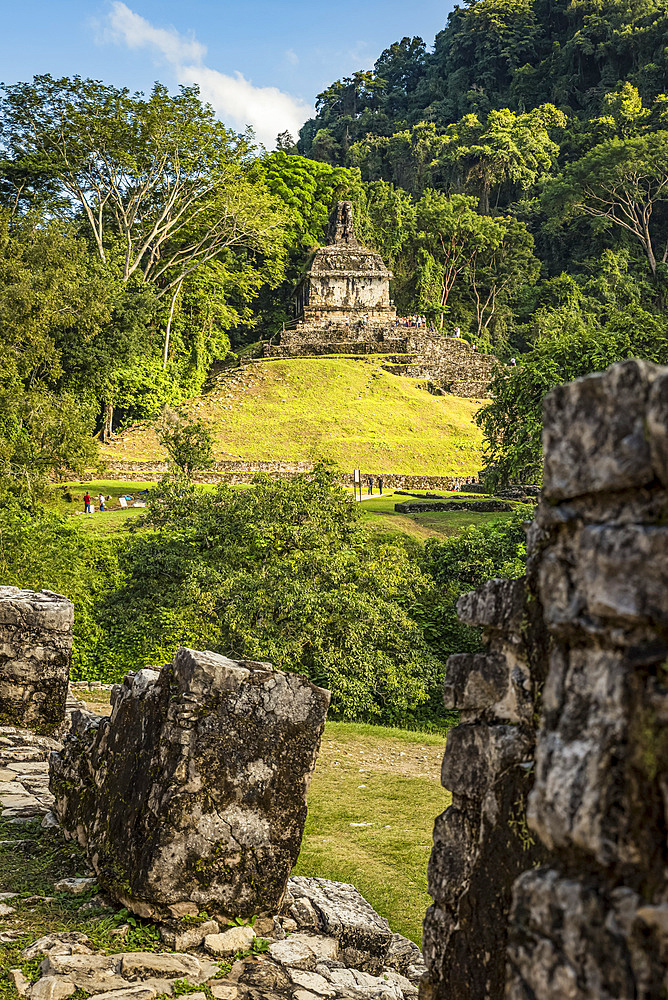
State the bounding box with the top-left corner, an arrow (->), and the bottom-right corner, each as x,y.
422,358 -> 668,999
99,461 -> 482,493
0,587 -> 73,734
265,325 -> 498,398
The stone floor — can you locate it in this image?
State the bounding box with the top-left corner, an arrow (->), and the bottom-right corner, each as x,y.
0,688 -> 89,823
0,728 -> 60,822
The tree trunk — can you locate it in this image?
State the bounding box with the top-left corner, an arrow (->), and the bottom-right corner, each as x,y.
101,398 -> 114,443
163,278 -> 183,369
645,230 -> 657,276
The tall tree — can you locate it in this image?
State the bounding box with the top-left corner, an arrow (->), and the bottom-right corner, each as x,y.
546,131 -> 668,275
0,77 -> 285,298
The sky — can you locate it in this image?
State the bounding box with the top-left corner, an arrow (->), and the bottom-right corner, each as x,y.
1,1 -> 456,147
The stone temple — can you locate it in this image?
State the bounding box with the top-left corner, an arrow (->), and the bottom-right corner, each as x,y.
265,201 -> 497,398
294,201 -> 396,326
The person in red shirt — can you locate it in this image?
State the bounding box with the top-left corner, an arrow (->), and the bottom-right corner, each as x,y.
84,492 -> 92,514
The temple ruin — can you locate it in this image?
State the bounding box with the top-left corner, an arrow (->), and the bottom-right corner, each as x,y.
265,201 -> 497,398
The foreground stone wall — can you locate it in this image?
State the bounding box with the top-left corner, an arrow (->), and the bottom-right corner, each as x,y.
421,576 -> 549,999
0,587 -> 73,733
51,647 -> 330,921
508,359 -> 668,998
422,359 -> 668,999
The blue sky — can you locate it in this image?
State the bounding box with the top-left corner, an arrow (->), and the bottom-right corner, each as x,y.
1,1 -> 456,146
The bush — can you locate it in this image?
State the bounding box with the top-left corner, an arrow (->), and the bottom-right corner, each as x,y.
0,508 -> 122,678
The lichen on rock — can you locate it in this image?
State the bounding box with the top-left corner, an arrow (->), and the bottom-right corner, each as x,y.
50,647 -> 330,921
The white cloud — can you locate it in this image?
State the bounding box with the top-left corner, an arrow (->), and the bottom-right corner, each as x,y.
102,2 -> 313,147
106,3 -> 206,64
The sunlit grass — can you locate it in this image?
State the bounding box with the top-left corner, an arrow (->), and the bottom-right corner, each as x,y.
293,720 -> 450,945
99,357 -> 485,476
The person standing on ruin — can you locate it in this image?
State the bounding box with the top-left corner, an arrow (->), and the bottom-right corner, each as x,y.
378,477 -> 384,495
367,476 -> 373,496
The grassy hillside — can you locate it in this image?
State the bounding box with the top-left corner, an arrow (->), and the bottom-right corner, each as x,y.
101,357 -> 485,475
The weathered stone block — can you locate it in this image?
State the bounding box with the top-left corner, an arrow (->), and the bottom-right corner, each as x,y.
506,869 -> 663,1000
444,651 -> 533,722
50,648 -> 329,921
542,359 -> 661,501
455,578 -> 526,632
440,723 -> 533,799
0,588 -> 73,733
287,877 -> 393,974
648,368 -> 668,487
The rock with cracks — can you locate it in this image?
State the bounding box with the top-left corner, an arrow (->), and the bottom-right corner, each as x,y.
50,647 -> 330,921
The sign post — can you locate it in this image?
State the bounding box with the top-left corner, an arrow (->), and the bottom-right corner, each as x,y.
353,469 -> 361,502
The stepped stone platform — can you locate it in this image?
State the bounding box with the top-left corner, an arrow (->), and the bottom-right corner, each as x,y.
265,320 -> 498,398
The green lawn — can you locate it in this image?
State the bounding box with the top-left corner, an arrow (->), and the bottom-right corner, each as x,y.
48,480 -> 158,535
293,721 -> 449,945
45,481 -> 527,543
359,492 -> 530,541
99,357 -> 485,476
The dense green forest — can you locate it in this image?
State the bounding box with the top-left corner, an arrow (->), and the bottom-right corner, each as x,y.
3,2 -> 668,487
3,0 -> 668,723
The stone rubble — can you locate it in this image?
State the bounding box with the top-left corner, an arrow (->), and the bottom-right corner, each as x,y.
0,727 -> 62,821
10,879 -> 426,1000
0,603 -> 428,1000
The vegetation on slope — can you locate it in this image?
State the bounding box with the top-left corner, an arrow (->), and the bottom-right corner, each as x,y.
100,358 -> 485,477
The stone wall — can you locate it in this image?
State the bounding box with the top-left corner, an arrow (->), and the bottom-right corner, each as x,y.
382,338 -> 498,399
0,587 -> 73,733
508,358 -> 668,998
421,359 -> 668,999
421,575 -> 549,1000
265,320 -> 410,357
264,324 -> 498,398
101,461 -> 481,493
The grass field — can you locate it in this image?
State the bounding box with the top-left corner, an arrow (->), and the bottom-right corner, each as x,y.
47,480 -> 525,544
99,357 -> 485,476
359,493 -> 527,541
292,722 -> 449,944
48,480 -> 158,535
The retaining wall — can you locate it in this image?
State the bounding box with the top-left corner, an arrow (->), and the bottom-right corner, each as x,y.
101,462 -> 480,493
